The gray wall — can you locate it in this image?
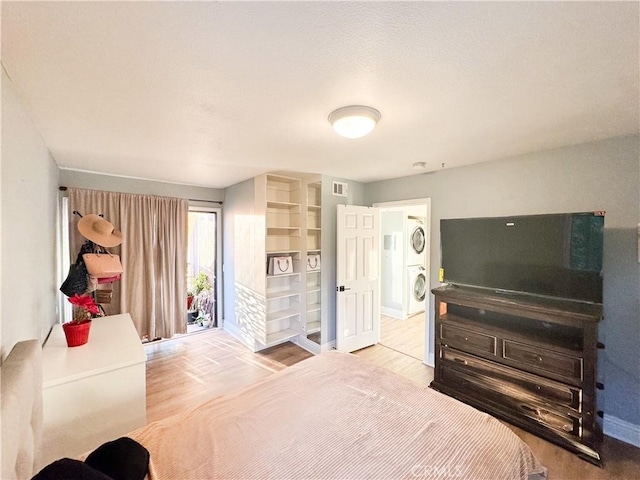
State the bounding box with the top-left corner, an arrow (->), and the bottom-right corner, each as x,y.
1,71 -> 59,359
59,169 -> 224,202
364,135 -> 640,427
320,176 -> 365,344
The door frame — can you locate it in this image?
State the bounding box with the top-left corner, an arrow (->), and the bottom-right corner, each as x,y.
188,204 -> 223,326
372,198 -> 433,366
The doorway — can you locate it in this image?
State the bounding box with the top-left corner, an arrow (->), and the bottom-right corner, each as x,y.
186,207 -> 222,333
373,199 -> 431,366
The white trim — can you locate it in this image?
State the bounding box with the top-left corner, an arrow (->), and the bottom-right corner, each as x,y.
222,320 -> 256,352
373,198 -> 432,367
604,414 -> 640,447
381,306 -> 404,319
427,352 -> 435,367
321,339 -> 337,352
294,335 -> 321,355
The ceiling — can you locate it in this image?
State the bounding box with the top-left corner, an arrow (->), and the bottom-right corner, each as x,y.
2,2 -> 638,189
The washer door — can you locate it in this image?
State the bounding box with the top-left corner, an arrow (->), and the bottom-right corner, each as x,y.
413,272 -> 426,302
410,225 -> 425,255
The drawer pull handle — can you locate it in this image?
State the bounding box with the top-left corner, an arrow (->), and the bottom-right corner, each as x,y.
523,352 -> 544,363
521,404 -> 541,416
562,424 -> 573,432
453,358 -> 468,366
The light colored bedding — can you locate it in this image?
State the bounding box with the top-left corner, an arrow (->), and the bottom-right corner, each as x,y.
130,351 -> 546,480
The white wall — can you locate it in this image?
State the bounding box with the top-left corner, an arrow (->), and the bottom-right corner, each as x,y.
364,135 -> 640,429
1,71 -> 59,359
59,169 -> 224,202
221,178 -> 256,332
381,210 -> 404,312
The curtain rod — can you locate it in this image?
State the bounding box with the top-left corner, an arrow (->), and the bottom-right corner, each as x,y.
59,187 -> 223,205
190,198 -> 223,205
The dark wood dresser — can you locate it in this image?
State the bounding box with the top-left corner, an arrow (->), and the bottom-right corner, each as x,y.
430,284 -> 603,465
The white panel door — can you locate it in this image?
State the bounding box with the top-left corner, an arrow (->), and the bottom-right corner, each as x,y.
336,205 -> 380,352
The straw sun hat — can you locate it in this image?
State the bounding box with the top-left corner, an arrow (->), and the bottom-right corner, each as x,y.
77,214 -> 123,247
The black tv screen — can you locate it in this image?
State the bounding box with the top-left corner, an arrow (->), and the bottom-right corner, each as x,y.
440,212 -> 604,304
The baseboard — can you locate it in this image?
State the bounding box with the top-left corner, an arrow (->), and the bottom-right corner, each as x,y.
222,320 -> 257,352
604,413 -> 640,448
294,335 -> 321,355
381,306 -> 404,320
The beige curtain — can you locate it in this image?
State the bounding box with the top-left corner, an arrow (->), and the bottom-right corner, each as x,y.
68,188 -> 188,339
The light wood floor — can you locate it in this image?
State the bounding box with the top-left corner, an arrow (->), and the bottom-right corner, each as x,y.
380,312 -> 425,361
145,329 -> 640,480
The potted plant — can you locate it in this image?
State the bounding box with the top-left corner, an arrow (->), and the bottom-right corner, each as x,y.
63,294 -> 101,347
187,291 -> 195,311
187,272 -> 212,324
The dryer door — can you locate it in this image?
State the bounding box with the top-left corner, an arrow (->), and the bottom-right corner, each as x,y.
410,225 -> 425,255
413,270 -> 426,302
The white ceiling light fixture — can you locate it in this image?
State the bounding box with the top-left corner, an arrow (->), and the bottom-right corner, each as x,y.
328,105 -> 381,139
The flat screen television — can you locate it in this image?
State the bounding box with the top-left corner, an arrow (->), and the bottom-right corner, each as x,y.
440,212 -> 604,304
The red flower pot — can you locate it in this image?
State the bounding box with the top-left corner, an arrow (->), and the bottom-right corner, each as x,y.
62,320 -> 92,347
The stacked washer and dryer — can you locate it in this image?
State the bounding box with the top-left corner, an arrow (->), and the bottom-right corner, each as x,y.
380,212 -> 427,320
406,217 -> 427,316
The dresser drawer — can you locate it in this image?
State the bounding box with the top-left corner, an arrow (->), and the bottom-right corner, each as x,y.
503,340 -> 583,381
440,363 -> 581,438
441,347 -> 581,410
440,323 -> 496,356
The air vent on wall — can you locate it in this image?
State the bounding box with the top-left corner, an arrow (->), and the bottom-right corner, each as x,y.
332,181 -> 348,197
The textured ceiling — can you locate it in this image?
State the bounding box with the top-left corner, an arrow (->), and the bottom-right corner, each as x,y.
2,2 -> 638,189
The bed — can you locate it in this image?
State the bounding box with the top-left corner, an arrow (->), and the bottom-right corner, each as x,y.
1,340 -> 43,480
2,341 -> 546,480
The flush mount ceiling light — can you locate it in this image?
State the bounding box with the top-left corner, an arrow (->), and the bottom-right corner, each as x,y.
328,105 -> 381,139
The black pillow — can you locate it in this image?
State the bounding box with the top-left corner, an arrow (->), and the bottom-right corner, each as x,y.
32,458 -> 114,480
84,437 -> 149,480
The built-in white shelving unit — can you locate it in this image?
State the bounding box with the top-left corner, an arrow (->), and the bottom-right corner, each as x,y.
305,181 -> 322,341
229,172 -> 325,353
264,174 -> 303,347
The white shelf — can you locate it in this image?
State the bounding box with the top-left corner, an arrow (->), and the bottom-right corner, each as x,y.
307,227 -> 322,232
267,249 -> 301,256
266,289 -> 299,300
267,272 -> 300,279
267,201 -> 301,210
265,328 -> 299,347
307,204 -> 321,210
267,174 -> 301,184
306,321 -> 321,334
267,227 -> 301,235
306,303 -> 321,313
307,287 -> 321,294
267,307 -> 300,323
